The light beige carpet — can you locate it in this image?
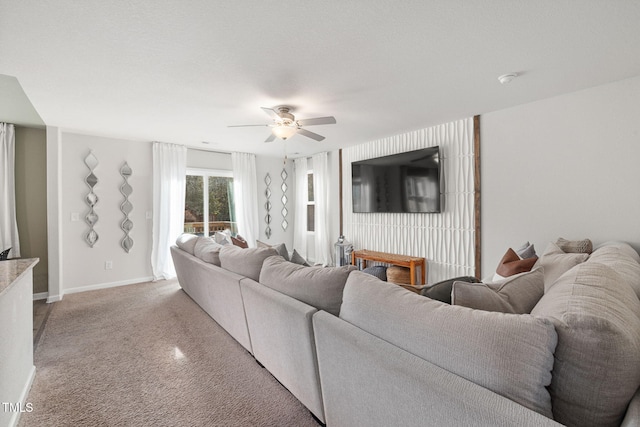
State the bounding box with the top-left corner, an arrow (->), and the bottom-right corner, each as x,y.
19,280 -> 319,427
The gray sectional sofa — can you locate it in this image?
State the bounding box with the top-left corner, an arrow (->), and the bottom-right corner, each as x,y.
171,234 -> 640,427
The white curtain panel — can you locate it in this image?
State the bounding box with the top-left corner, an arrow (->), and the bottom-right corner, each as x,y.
231,152 -> 259,247
151,142 -> 186,280
293,157 -> 308,258
0,123 -> 20,258
312,152 -> 333,266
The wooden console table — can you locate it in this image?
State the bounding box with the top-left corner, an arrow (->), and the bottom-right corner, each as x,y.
351,250 -> 426,285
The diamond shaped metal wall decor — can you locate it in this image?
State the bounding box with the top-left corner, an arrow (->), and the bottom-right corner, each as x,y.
281,167 -> 288,230
264,173 -> 272,239
84,151 -> 99,247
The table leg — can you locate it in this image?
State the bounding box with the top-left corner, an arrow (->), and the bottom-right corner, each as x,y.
410,262 -> 416,286
421,262 -> 426,285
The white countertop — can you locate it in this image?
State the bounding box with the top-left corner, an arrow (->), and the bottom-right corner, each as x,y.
0,258 -> 39,298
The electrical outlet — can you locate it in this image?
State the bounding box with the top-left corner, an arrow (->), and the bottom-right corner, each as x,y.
105,261 -> 113,270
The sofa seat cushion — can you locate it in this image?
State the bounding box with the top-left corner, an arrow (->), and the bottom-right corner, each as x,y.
193,237 -> 224,266
531,261 -> 640,427
340,271 -> 557,418
219,245 -> 278,281
259,256 -> 356,316
175,233 -> 199,255
451,268 -> 544,314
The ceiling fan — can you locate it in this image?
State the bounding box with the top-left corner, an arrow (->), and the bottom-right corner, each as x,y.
229,106 -> 336,143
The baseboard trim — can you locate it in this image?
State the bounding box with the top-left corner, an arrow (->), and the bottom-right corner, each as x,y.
64,276 -> 155,295
46,294 -> 63,303
33,292 -> 48,301
7,365 -> 36,427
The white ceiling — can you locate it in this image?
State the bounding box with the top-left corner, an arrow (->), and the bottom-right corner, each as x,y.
1,1 -> 640,157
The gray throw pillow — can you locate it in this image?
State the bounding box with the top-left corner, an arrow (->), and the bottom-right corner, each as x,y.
340,271 -> 557,418
175,233 -> 198,255
451,268 -> 544,314
515,241 -> 537,259
556,237 -> 593,254
256,240 -> 290,261
259,256 -> 356,316
534,242 -> 589,290
531,261 -> 640,426
193,237 -> 223,266
362,265 -> 388,281
421,276 -> 480,304
219,245 -> 278,281
290,249 -> 311,266
214,231 -> 232,245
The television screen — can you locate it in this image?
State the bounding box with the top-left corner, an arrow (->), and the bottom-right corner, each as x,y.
351,146 -> 441,213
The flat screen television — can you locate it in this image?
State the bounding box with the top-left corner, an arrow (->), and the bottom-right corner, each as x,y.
351,146 -> 441,213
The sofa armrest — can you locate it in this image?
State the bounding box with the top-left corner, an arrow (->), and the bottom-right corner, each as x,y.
622,386 -> 640,427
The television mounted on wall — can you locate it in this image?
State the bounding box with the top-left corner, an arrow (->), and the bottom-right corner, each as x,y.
351,146 -> 442,213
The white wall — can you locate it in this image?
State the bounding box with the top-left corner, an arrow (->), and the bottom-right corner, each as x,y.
481,75 -> 640,275
60,133 -> 153,292
342,118 -> 476,283
186,148 -> 231,170
255,155 -> 294,249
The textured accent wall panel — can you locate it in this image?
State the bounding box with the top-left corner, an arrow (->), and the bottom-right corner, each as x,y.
343,117 -> 475,283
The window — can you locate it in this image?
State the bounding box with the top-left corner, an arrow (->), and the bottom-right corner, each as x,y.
307,172 -> 315,232
184,169 -> 236,236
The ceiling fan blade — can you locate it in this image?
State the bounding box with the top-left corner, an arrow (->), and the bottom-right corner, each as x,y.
261,107 -> 281,120
296,116 -> 336,126
264,133 -> 276,143
227,124 -> 270,127
297,128 -> 325,141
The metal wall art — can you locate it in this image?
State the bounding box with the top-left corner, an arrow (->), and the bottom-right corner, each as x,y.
120,162 -> 134,253
281,167 -> 288,230
264,173 -> 272,239
84,151 -> 99,247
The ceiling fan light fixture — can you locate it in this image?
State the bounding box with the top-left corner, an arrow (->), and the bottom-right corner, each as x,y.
272,124 -> 298,140
498,73 -> 518,84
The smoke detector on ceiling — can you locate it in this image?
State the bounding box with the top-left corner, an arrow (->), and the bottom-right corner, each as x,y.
498,73 -> 518,84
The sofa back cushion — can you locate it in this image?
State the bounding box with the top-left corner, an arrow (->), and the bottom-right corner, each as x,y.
175,233 -> 199,255
340,271 -> 557,418
219,245 -> 278,281
531,260 -> 640,427
259,256 -> 356,316
193,237 -> 223,266
589,242 -> 640,299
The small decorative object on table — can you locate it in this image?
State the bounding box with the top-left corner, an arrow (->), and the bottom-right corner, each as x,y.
387,266 -> 412,284
0,247 -> 10,260
334,235 -> 353,266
